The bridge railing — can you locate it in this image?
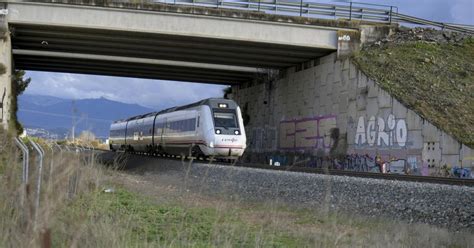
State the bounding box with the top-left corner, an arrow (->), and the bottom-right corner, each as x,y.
11,0 -> 474,33
162,0 -> 397,23
391,12 -> 474,34
154,0 -> 474,33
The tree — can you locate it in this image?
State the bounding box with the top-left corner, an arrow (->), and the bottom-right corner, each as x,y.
12,70 -> 31,94
223,86 -> 232,99
10,70 -> 31,135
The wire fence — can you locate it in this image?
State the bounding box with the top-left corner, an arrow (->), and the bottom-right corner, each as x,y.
12,137 -> 98,232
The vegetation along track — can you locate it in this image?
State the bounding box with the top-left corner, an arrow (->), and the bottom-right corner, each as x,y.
79,146 -> 473,187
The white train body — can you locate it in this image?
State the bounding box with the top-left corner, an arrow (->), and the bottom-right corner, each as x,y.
109,98 -> 247,158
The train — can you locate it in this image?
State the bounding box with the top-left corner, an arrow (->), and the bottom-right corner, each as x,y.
109,98 -> 247,159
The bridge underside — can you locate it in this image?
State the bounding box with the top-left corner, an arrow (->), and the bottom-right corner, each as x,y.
11,24 -> 334,84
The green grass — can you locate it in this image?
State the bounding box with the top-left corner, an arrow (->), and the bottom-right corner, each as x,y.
53,187 -> 310,247
353,38 -> 474,147
51,184 -> 474,247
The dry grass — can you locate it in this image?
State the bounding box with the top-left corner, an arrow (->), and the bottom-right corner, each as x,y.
0,130 -> 107,247
0,131 -> 473,247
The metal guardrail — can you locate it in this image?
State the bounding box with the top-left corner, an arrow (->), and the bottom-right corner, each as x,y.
149,0 -> 399,22
7,1 -> 473,33
392,12 -> 474,34
138,0 -> 473,33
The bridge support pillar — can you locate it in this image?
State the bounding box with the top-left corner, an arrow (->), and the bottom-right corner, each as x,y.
0,11 -> 11,131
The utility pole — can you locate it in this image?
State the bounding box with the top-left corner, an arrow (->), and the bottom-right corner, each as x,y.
71,99 -> 77,142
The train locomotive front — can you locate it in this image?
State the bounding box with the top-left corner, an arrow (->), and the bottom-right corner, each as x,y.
109,98 -> 247,159
197,99 -> 246,158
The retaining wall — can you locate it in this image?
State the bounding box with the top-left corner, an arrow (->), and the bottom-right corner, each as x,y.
231,52 -> 473,174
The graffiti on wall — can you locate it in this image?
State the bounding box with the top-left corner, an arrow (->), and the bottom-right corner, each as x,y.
279,115 -> 337,151
249,126 -> 277,152
355,114 -> 407,147
331,154 -> 423,175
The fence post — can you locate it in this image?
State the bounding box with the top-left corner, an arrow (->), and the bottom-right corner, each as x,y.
389,6 -> 393,23
14,137 -> 30,227
300,0 -> 303,17
349,2 -> 352,20
46,142 -> 54,194
30,140 -> 44,230
14,137 -> 29,183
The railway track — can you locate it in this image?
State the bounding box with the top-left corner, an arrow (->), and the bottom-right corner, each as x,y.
236,163 -> 474,187
71,146 -> 474,187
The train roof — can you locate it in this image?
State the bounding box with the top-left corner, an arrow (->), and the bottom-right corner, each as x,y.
112,98 -> 235,124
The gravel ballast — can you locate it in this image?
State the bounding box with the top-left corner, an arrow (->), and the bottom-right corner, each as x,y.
111,154 -> 474,230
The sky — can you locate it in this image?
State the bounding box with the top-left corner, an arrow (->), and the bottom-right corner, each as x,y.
23,0 -> 473,110
24,72 -> 227,109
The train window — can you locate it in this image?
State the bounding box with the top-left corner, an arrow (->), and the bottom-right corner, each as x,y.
213,112 -> 238,128
161,119 -> 197,132
191,118 -> 196,131
184,120 -> 189,131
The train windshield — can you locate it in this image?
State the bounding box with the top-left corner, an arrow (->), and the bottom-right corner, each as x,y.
213,111 -> 238,128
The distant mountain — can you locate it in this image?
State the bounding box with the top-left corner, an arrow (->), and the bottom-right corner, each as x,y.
18,94 -> 157,139
21,94 -> 67,107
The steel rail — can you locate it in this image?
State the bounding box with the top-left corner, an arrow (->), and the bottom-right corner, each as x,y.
236,163 -> 474,187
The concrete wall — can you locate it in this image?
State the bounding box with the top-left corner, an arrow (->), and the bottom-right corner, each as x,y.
0,18 -> 11,130
232,52 -> 474,173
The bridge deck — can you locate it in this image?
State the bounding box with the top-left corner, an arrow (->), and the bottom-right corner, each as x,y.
4,1 -> 351,84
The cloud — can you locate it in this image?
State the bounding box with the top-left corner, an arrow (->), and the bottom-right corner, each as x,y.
24,71 -> 228,109
450,0 -> 474,25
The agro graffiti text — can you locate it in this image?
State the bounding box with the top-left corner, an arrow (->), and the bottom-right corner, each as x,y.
355,114 -> 407,147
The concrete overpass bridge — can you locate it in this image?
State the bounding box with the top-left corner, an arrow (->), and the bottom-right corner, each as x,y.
1,1 -> 352,83
1,0 -> 375,128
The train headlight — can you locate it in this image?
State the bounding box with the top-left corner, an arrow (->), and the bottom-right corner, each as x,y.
234,130 -> 240,135
209,142 -> 214,148
215,129 -> 221,134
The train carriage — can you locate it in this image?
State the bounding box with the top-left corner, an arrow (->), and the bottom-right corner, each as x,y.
109,98 -> 247,158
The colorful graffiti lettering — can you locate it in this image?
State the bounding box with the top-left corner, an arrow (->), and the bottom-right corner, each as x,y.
355,114 -> 407,147
279,115 -> 337,151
